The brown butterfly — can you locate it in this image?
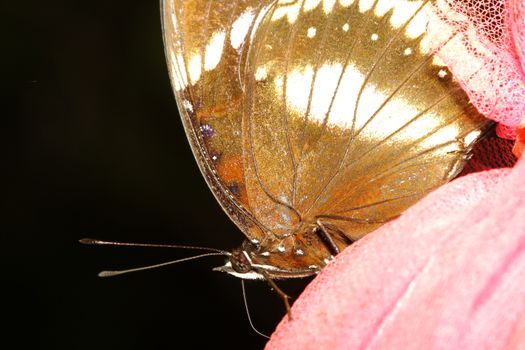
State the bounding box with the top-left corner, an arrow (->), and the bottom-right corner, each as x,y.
160,0 -> 490,309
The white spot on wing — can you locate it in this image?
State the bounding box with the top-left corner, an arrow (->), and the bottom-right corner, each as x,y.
273,0 -> 302,23
304,0 -> 321,12
464,130 -> 482,146
285,65 -> 314,115
309,63 -> 344,122
323,256 -> 334,264
307,27 -> 317,38
230,9 -> 255,50
294,248 -> 305,256
255,66 -> 268,81
438,69 -> 448,79
323,0 -> 336,14
359,0 -> 375,12
339,0 -> 355,6
204,31 -> 225,71
405,4 -> 429,39
182,99 -> 193,113
187,53 -> 202,85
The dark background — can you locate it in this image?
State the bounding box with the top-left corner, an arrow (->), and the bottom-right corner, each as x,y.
5,1 -> 308,348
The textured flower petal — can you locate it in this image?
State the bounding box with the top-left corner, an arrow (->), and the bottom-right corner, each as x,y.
267,158 -> 525,349
426,0 -> 525,139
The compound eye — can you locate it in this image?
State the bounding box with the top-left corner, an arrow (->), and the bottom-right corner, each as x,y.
230,250 -> 252,273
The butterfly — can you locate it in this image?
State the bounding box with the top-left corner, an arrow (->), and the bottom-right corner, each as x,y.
160,0 -> 490,305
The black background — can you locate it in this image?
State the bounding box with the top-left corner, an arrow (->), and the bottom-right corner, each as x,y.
5,1 -> 309,349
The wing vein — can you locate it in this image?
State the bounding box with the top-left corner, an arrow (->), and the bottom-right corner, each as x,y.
306,6 -> 363,149
292,6 -> 336,206
303,0 -> 430,216
324,109 -> 466,212
245,2 -> 303,223
284,0 -> 306,207
333,193 -> 419,215
343,84 -> 463,172
350,0 -> 431,140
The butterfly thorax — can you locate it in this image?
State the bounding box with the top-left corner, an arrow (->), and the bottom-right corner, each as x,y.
214,220 -> 350,280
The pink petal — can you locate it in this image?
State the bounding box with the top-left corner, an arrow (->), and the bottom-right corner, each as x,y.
267,158 -> 525,350
426,0 -> 525,139
509,0 -> 525,73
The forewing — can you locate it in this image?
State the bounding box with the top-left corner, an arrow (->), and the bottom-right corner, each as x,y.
242,0 -> 490,239
162,0 -> 274,242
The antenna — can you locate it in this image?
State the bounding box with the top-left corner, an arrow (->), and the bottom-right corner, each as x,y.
98,252 -> 228,277
80,238 -> 230,277
79,238 -> 229,255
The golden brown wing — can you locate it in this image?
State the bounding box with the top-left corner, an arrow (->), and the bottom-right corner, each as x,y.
162,0 -> 276,243
241,0 -> 490,241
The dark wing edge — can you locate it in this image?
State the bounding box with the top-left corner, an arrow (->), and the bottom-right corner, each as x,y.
161,0 -> 273,242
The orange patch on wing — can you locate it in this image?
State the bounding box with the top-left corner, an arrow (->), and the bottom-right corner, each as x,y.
216,154 -> 248,204
196,97 -> 242,123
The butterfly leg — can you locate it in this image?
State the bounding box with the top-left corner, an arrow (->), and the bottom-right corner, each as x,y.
260,270 -> 292,320
315,218 -> 341,256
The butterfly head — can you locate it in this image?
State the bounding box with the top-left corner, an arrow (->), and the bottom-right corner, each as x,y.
213,247 -> 264,279
213,242 -> 283,280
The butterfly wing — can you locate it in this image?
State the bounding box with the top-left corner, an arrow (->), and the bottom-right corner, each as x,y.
161,0 -> 276,242
163,0 -> 490,249
241,0 -> 490,241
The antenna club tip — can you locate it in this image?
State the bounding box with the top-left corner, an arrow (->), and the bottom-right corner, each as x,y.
79,238 -> 98,245
98,271 -> 112,278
